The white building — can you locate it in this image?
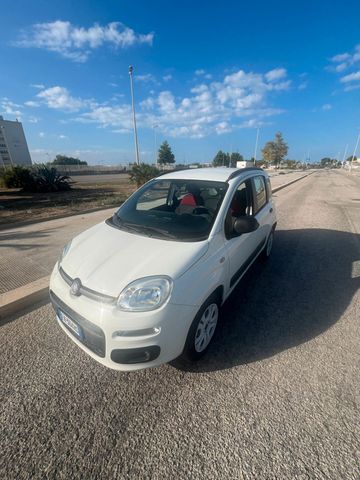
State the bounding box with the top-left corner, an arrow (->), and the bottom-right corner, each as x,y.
0,116 -> 32,167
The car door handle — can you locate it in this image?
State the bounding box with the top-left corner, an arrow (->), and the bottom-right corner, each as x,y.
269,208 -> 273,213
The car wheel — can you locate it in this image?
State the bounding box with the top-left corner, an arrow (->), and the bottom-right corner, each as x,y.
180,293 -> 220,362
261,229 -> 274,261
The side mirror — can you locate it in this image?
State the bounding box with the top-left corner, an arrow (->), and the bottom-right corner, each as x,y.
233,216 -> 259,235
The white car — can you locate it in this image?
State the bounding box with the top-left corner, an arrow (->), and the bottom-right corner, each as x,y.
50,167 -> 277,371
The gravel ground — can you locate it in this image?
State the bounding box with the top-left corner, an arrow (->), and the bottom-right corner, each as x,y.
1,170 -> 359,479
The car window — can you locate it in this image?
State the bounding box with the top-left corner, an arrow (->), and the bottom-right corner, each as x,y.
111,179 -> 228,242
252,176 -> 267,214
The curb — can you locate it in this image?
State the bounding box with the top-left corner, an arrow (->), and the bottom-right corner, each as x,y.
0,276 -> 50,320
1,171 -> 315,319
272,171 -> 314,193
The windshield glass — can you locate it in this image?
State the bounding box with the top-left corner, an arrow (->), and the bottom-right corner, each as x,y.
110,178 -> 228,241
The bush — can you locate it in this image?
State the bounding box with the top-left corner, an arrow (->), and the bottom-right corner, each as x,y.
0,165 -> 72,192
1,166 -> 35,189
129,163 -> 160,187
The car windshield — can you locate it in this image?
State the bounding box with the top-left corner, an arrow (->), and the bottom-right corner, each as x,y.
109,178 -> 228,241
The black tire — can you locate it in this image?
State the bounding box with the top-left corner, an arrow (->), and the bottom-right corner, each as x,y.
179,292 -> 221,363
260,229 -> 274,262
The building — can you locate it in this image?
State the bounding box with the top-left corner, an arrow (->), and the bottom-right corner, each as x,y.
0,116 -> 32,167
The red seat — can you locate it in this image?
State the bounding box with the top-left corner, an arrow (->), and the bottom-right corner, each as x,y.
180,193 -> 197,206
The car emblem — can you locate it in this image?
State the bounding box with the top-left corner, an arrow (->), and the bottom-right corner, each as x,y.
70,278 -> 82,296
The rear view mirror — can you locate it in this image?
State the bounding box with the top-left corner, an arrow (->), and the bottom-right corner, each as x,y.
233,216 -> 259,235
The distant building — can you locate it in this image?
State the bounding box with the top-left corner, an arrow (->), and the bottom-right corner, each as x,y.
0,116 -> 32,167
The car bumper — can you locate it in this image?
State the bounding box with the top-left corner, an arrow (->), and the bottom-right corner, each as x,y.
49,265 -> 197,371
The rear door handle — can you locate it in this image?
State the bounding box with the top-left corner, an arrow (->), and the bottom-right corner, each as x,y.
270,208 -> 273,213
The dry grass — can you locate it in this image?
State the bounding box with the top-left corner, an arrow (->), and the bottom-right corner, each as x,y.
0,177 -> 136,227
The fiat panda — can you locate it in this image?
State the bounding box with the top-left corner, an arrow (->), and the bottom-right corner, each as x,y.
50,167 -> 276,370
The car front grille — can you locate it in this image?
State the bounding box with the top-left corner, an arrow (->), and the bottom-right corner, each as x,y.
59,266 -> 117,305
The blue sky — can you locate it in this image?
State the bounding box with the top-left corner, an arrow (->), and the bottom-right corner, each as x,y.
1,0 -> 360,164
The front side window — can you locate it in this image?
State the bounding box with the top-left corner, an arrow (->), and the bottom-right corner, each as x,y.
252,176 -> 267,213
110,179 -> 228,241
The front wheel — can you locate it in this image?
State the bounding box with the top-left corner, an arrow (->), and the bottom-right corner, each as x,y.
180,294 -> 220,362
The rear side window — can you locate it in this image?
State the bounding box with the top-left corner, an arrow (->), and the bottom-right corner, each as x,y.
252,176 -> 267,214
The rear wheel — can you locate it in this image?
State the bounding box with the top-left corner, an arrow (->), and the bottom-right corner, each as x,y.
180,293 -> 220,362
261,229 -> 274,261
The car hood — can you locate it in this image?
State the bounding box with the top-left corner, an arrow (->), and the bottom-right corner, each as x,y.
61,220 -> 209,297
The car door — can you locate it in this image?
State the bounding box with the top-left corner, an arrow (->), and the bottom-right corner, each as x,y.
224,179 -> 258,294
250,174 -> 272,248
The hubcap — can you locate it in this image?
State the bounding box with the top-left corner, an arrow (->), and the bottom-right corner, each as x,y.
194,303 -> 219,352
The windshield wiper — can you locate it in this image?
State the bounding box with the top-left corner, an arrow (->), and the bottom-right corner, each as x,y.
137,226 -> 176,239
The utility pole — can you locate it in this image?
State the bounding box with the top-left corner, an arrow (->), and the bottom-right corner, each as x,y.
129,65 -> 140,165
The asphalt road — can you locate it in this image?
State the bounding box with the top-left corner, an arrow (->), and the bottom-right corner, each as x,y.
1,170 -> 359,479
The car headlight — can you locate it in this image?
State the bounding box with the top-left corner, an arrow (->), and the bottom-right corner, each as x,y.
117,276 -> 173,312
59,241 -> 72,265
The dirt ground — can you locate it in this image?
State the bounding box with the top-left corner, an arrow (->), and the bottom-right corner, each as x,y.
0,176 -> 136,227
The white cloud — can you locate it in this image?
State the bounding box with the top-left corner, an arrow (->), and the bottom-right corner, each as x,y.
322,103 -> 332,111
30,84 -> 45,89
0,98 -> 22,118
298,81 -> 308,90
25,100 -> 40,107
330,45 -> 360,71
163,75 -> 172,82
340,71 -> 360,83
58,134 -> 68,139
135,73 -> 158,84
15,20 -> 154,62
195,69 -> 206,76
137,67 -> 289,138
265,68 -> 287,82
39,132 -> 45,137
37,86 -> 85,111
25,67 -> 289,139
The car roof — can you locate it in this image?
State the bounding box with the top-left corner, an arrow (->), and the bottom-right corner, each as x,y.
157,167 -> 266,183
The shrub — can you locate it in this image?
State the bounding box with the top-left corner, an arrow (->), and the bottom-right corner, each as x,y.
28,165 -> 72,192
0,165 -> 72,192
129,163 -> 160,187
1,166 -> 35,189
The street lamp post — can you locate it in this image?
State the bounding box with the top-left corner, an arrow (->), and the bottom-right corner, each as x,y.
129,65 -> 140,165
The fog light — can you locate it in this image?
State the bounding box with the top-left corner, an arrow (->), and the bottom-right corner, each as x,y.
110,346 -> 160,364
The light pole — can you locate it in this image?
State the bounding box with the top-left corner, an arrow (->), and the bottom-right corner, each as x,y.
129,65 -> 140,165
254,127 -> 260,166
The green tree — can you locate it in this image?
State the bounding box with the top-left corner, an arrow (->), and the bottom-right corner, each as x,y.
52,155 -> 87,166
157,141 -> 175,165
129,163 -> 160,187
262,132 -> 288,169
213,150 -> 229,167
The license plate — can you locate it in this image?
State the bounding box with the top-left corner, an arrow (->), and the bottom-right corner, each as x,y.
58,310 -> 83,339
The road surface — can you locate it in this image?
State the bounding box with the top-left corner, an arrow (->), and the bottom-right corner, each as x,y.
1,170 -> 359,479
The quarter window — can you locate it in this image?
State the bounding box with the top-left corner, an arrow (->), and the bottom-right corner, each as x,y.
253,176 -> 267,213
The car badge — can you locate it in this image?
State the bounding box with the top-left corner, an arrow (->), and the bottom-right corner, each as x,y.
70,278 -> 82,296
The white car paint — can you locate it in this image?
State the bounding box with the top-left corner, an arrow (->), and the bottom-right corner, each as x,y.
50,167 -> 277,371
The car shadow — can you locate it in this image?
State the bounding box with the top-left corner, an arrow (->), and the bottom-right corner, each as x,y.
174,228 -> 360,373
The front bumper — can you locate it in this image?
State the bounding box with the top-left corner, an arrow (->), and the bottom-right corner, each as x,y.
50,265 -> 197,371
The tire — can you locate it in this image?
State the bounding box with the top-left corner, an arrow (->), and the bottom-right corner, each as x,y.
260,229 -> 274,262
180,293 -> 220,362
